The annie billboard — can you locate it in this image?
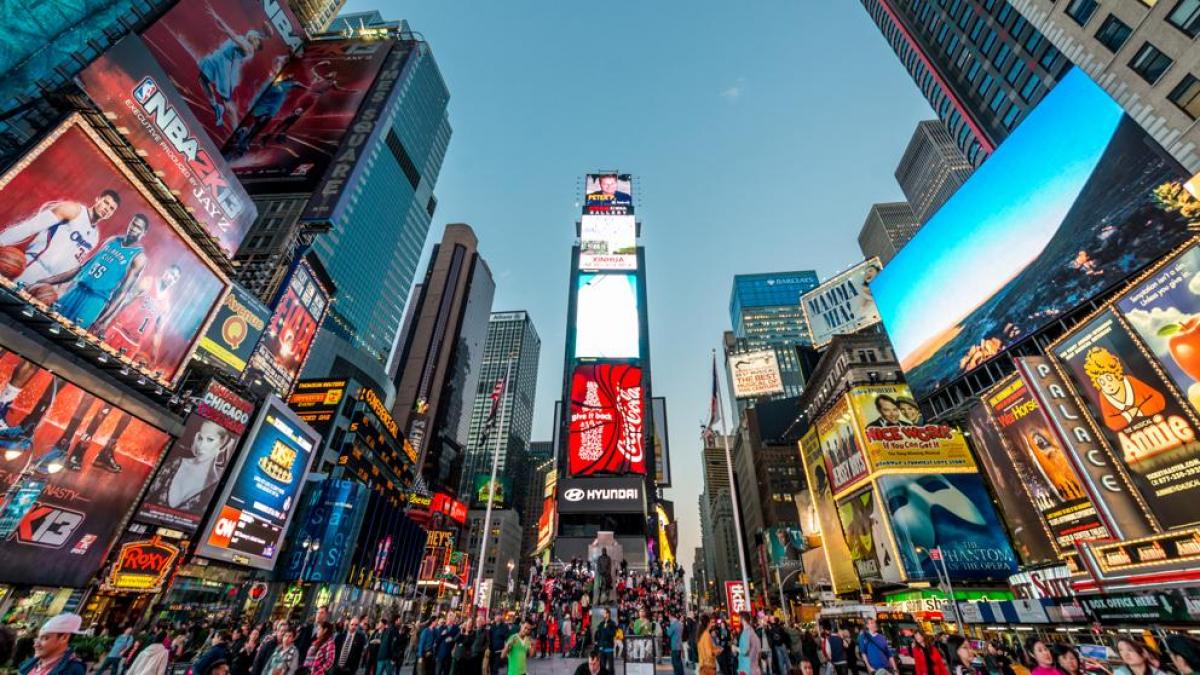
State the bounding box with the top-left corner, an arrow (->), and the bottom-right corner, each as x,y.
872,70 -> 1192,397
568,363 -> 645,476
801,258 -> 883,348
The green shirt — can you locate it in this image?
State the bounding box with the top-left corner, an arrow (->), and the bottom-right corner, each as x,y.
632,618 -> 651,636
505,634 -> 530,675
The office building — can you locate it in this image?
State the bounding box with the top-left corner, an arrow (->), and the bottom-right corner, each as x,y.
459,311 -> 542,503
699,433 -> 742,592
391,224 -> 496,495
1010,0 -> 1200,172
860,0 -> 1069,166
463,509 -> 523,609
727,271 -> 820,411
288,0 -> 348,34
857,201 -> 920,265
895,121 -> 975,224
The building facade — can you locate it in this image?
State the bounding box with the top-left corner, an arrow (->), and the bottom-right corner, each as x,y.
463,509 -> 523,608
895,120 -> 975,224
726,271 -> 820,409
288,0 -> 349,34
858,202 -> 920,265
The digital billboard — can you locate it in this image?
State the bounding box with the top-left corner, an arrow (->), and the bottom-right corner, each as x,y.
280,478 -> 368,583
139,381 -> 254,532
802,258 -> 883,348
0,117 -> 228,385
651,396 -> 671,487
224,39 -> 396,193
575,272 -> 639,359
244,260 -> 330,398
1054,310 -> 1200,530
798,428 -> 859,593
195,395 -> 319,569
584,173 -> 633,215
872,70 -> 1193,397
195,283 -> 270,375
286,378 -> 347,439
836,484 -> 900,583
729,350 -> 785,399
878,473 -> 1020,581
816,396 -> 868,495
141,0 -> 304,147
77,35 -> 256,257
568,363 -> 645,476
579,215 -> 636,271
0,350 -> 171,587
847,384 -> 975,471
472,474 -> 512,508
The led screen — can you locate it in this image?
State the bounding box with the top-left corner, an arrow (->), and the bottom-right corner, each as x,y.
584,173 -> 633,215
579,215 -> 636,271
244,260 -> 330,398
872,70 -> 1192,397
568,363 -> 645,476
574,272 -> 639,359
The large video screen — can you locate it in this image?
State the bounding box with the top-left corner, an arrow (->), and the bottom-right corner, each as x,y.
0,350 -> 171,587
244,260 -> 330,398
0,116 -> 228,386
579,215 -> 636,271
584,174 -> 633,215
568,363 -> 645,476
195,395 -> 319,569
142,0 -> 304,147
872,69 -> 1192,396
574,272 -> 640,359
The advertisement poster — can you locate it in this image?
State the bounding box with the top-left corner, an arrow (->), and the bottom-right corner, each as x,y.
729,350 -> 785,399
579,215 -> 636,271
195,396 -> 319,569
574,273 -> 640,359
799,428 -> 859,593
981,370 -> 1106,551
139,381 -> 254,531
286,378 -> 347,439
849,384 -> 974,471
872,70 -> 1192,396
567,363 -> 645,476
244,260 -> 330,398
878,473 -> 1019,581
0,117 -> 228,385
141,0 -> 304,147
195,283 -> 269,375
765,526 -> 806,570
76,35 -> 256,257
651,397 -> 671,487
1055,310 -> 1200,530
473,474 -> 512,508
836,485 -> 901,583
584,173 -> 633,215
225,39 -> 394,192
0,351 -> 170,587
1117,243 -> 1200,412
281,479 -> 368,582
801,258 -> 883,348
816,396 -> 868,495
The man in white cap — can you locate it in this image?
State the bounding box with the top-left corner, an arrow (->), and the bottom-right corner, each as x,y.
18,613 -> 86,675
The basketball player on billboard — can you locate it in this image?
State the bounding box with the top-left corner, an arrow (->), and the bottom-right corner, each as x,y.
98,265 -> 181,375
197,5 -> 269,129
263,62 -> 362,143
226,72 -> 305,157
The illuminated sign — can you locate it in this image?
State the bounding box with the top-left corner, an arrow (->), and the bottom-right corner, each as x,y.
729,350 -> 785,399
196,284 -> 270,375
579,215 -> 636,270
801,258 -> 883,348
725,581 -> 748,630
431,493 -> 467,524
359,386 -> 399,439
104,537 -> 180,593
1076,528 -> 1200,591
574,273 -> 640,359
568,363 -> 645,476
583,173 -> 633,215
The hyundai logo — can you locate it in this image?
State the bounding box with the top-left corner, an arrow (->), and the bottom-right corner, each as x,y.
564,488 -> 585,502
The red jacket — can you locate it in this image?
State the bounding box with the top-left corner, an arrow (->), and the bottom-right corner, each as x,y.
913,643 -> 949,675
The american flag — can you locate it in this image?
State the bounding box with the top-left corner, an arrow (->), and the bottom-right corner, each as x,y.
702,353 -> 721,442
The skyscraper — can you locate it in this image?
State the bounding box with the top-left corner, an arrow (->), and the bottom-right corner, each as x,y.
860,0 -> 1069,166
288,0 -> 348,34
391,224 -> 496,495
895,121 -> 975,224
857,201 -> 920,265
727,271 -> 820,406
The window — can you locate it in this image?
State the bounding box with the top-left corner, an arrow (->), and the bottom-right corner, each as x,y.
1040,45 -> 1060,70
1168,74 -> 1200,119
1003,104 -> 1021,129
972,16 -> 986,41
937,23 -> 950,44
1025,31 -> 1043,53
990,88 -> 1008,112
967,59 -> 982,82
1095,14 -> 1133,52
968,140 -> 982,163
1128,42 -> 1174,84
998,3 -> 1013,24
959,8 -> 973,29
981,29 -> 998,54
1168,0 -> 1200,37
978,73 -> 994,96
1020,72 -> 1042,101
993,43 -> 1011,68
1065,0 -> 1099,26
1007,59 -> 1026,84
948,34 -> 960,57
1011,16 -> 1028,37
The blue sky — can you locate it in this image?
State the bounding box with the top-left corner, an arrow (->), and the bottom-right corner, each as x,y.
872,70 -> 1123,368
346,0 -> 936,573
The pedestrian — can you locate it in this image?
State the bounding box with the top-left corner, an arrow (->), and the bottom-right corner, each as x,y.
393,619 -> 411,673
17,614 -> 86,675
856,619 -> 895,675
419,619 -> 442,675
736,613 -> 762,675
697,617 -> 717,675
984,642 -> 1017,675
334,617 -> 367,675
487,616 -> 510,675
97,627 -> 135,675
713,617 -> 734,675
501,622 -> 532,675
435,614 -> 460,675
233,628 -> 261,675
801,629 -> 821,674
252,622 -> 287,675
667,613 -> 685,675
194,631 -> 234,675
265,628 -> 299,675
304,622 -> 337,675
1113,638 -> 1167,675
947,637 -> 986,675
1023,638 -> 1060,675
1166,635 -> 1200,675
126,638 -> 169,675
296,608 -> 329,668
912,630 -> 949,675
823,627 -> 848,675
594,609 -> 618,674
573,649 -> 612,675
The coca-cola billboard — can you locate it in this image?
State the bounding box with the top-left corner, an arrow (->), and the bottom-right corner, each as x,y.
568,363 -> 645,476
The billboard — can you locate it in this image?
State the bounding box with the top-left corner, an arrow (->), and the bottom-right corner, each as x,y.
195,283 -> 270,375
0,116 -> 229,385
798,427 -> 859,593
816,396 -> 868,495
141,0 -> 304,147
651,396 -> 671,487
579,215 -> 636,271
76,35 -> 256,257
244,260 -> 330,398
557,475 -> 645,514
584,173 -> 633,215
280,478 -> 368,583
836,484 -> 901,583
224,39 -> 395,192
138,381 -> 255,531
472,474 -> 512,508
872,69 -> 1192,397
195,395 -> 319,569
765,526 -> 805,570
878,473 -> 1019,581
0,351 -> 171,587
801,258 -> 883,348
568,363 -> 645,476
286,378 -> 347,438
847,384 -> 975,471
729,350 -> 785,399
1054,310 -> 1200,530
575,272 -> 639,359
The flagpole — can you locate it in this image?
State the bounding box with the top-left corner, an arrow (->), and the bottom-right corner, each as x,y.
713,350 -> 752,610
473,355 -> 514,616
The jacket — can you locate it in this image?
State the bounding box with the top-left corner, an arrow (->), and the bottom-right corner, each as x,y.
333,630 -> 366,673
19,649 -> 87,675
194,643 -> 233,675
737,628 -> 762,675
913,643 -> 950,675
697,630 -> 717,670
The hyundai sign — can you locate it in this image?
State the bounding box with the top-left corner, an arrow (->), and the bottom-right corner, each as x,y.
557,476 -> 645,515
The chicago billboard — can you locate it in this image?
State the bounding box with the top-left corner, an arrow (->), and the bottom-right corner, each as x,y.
574,272 -> 640,359
0,116 -> 228,385
872,70 -> 1192,397
568,363 -> 645,476
194,283 -> 270,375
801,258 -> 883,348
195,395 -> 319,569
77,35 -> 256,257
579,215 -> 636,271
0,351 -> 171,586
728,350 -> 785,399
848,384 -> 974,471
244,259 -> 330,398
141,0 -> 304,147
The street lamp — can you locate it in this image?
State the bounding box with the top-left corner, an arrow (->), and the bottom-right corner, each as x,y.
301,538 -> 321,581
506,560 -> 516,608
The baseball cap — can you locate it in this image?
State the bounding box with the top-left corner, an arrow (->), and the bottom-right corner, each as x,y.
39,613 -> 83,636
